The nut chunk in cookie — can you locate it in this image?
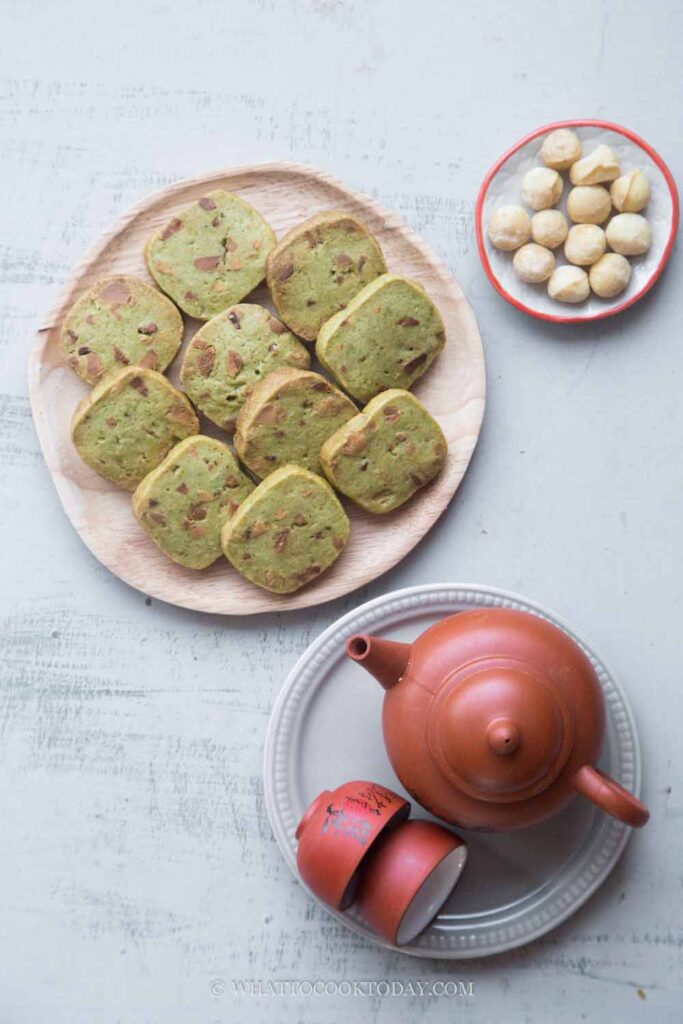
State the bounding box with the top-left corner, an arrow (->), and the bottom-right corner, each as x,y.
316,274 -> 446,403
61,275 -> 184,386
266,211 -> 386,341
221,465 -> 350,593
180,304 -> 310,431
145,190 -> 276,320
235,368 -> 357,478
320,389 -> 447,513
133,436 -> 254,569
71,367 -> 199,490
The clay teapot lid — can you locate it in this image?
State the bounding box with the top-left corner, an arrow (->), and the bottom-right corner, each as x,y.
427,664 -> 574,803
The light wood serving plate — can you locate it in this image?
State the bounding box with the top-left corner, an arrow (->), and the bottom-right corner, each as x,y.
29,164 -> 485,615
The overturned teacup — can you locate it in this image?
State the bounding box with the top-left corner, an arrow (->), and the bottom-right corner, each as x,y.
295,780 -> 409,910
295,781 -> 467,946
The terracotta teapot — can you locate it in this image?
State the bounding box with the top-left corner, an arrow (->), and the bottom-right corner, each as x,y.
346,608 -> 649,831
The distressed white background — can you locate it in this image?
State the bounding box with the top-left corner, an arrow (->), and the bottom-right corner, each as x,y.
1,1 -> 682,1021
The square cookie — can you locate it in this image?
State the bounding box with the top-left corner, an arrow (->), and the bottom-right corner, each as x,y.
221,465 -> 350,593
132,436 -> 254,569
234,368 -> 357,478
316,274 -> 446,403
71,367 -> 199,490
61,276 -> 184,386
266,211 -> 386,341
320,389 -> 447,513
145,190 -> 276,320
180,304 -> 310,431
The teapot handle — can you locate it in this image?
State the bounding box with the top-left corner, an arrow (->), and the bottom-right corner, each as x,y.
573,766 -> 649,827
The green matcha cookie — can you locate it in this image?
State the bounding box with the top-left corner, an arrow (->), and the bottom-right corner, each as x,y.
179,304 -> 310,431
266,211 -> 386,341
71,367 -> 199,490
221,465 -> 350,593
320,389 -> 447,513
316,274 -> 446,403
234,367 -> 357,479
61,276 -> 184,386
145,190 -> 276,320
132,436 -> 254,569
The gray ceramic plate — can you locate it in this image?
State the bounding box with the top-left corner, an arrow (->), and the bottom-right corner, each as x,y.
263,583 -> 642,958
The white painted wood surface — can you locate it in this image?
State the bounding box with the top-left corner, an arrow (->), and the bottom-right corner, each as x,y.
1,1 -> 681,1021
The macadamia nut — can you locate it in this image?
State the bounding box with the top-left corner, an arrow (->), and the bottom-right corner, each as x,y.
488,205 -> 531,250
540,129 -> 582,171
564,224 -> 606,266
589,253 -> 632,298
569,144 -> 621,185
521,167 -> 563,210
531,210 -> 568,249
512,243 -> 555,283
567,186 -> 612,225
605,213 -> 652,256
610,170 -> 650,213
547,266 -> 590,303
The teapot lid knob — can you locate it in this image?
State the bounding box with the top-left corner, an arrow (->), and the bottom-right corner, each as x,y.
486,718 -> 521,756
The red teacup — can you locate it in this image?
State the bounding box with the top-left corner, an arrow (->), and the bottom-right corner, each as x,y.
296,781 -> 410,910
355,819 -> 468,946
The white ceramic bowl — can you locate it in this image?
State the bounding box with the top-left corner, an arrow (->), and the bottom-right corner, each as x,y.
476,120 -> 678,323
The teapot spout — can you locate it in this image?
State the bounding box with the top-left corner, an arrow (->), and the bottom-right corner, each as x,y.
346,634 -> 411,690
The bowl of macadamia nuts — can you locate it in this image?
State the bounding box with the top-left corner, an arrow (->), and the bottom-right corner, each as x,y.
476,120 -> 678,323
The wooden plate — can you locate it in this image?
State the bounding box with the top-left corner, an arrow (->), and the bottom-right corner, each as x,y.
29,163 -> 485,614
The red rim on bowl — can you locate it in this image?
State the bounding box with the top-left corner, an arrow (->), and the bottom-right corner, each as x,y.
475,119 -> 679,324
